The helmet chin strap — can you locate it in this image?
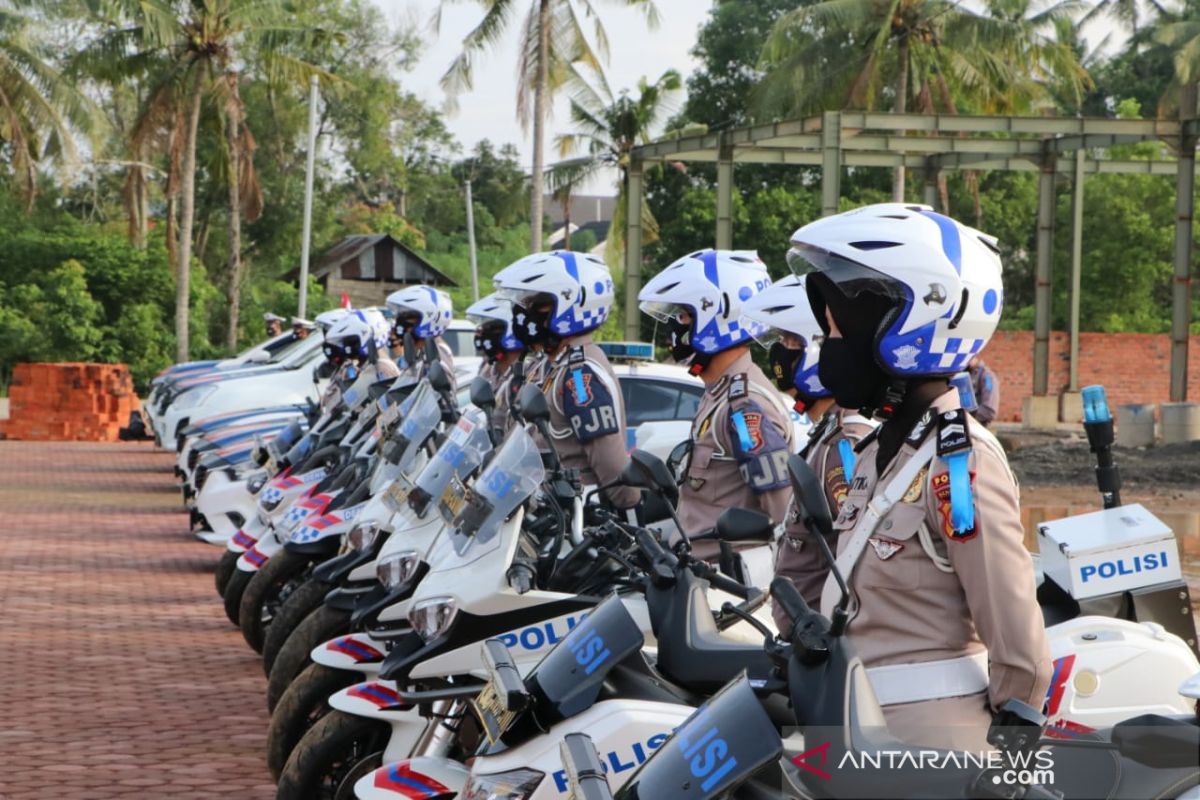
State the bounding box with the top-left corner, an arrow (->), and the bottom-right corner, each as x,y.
863,378 -> 910,421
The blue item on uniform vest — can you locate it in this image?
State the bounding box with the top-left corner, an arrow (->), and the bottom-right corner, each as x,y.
1082,385 -> 1111,424
731,410 -> 755,453
572,368 -> 588,404
945,450 -> 975,534
837,438 -> 856,481
950,372 -> 978,412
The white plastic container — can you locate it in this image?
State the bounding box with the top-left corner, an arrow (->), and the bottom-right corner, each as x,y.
1037,503 -> 1181,600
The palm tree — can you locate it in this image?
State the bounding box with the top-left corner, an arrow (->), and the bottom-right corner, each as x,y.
77,0 -> 324,361
548,66 -> 681,269
0,2 -> 98,208
758,0 -> 1086,200
1155,3 -> 1200,89
437,0 -> 659,254
1081,0 -> 1166,36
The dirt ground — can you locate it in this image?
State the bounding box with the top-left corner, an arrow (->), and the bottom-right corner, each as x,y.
1001,429 -> 1200,491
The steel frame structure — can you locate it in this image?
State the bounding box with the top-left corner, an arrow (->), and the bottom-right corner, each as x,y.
624,88 -> 1199,401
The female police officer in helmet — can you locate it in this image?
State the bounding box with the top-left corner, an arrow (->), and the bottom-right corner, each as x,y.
789,203 -> 1050,752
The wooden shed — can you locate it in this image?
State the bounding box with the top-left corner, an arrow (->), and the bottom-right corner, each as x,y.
291,234 -> 456,308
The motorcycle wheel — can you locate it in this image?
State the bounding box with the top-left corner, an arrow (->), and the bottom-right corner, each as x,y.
267,605 -> 352,711
262,577 -> 331,676
223,566 -> 255,627
240,549 -> 311,654
215,549 -> 239,597
275,710 -> 387,800
266,664 -> 359,780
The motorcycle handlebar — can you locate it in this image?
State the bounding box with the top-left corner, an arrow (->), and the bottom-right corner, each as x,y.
693,561 -> 753,602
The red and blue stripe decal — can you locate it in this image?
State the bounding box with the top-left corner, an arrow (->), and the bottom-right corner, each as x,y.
372,761 -> 451,797
243,548 -> 268,568
1044,654 -> 1075,718
326,636 -> 384,663
348,682 -> 403,708
231,529 -> 257,548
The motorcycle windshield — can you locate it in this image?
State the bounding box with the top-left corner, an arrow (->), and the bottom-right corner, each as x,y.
432,426 -> 544,567
617,676 -> 782,800
339,364 -> 375,411
413,407 -> 493,517
390,383 -> 440,468
527,594 -> 644,722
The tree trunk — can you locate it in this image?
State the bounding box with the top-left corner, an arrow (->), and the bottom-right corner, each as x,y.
136,165 -> 148,249
175,73 -> 204,362
892,35 -> 910,203
226,71 -> 244,353
529,0 -> 551,253
562,190 -> 572,251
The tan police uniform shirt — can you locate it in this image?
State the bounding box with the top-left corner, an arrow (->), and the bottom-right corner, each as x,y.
678,351 -> 794,538
826,389 -> 1050,751
539,336 -> 639,510
772,405 -> 874,628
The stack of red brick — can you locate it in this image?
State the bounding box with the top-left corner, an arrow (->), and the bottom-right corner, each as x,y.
0,363 -> 140,442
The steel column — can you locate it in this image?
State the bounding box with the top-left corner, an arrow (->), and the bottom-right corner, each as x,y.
716,140 -> 734,249
1033,149 -> 1057,396
1068,148 -> 1085,391
922,160 -> 938,209
821,111 -> 841,217
624,161 -> 644,341
1171,85 -> 1198,401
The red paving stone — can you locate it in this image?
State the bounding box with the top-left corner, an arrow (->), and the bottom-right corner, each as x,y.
0,441 -> 276,799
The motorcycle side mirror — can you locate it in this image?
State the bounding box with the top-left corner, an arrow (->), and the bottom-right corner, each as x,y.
424,336 -> 439,365
427,361 -> 453,395
246,348 -> 271,363
788,454 -> 833,540
629,450 -> 677,498
469,377 -> 496,412
787,453 -> 850,634
402,331 -> 416,368
313,360 -> 336,381
559,733 -> 613,800
514,383 -> 550,425
666,440 -> 690,484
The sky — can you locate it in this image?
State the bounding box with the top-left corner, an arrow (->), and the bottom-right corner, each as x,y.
375,0 -> 711,194
374,0 -> 1126,196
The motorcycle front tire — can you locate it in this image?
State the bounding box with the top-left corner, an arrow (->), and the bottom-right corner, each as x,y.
239,549 -> 311,654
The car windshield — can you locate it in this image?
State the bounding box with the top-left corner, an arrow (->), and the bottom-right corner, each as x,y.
413,407 -> 493,517
425,425 -> 544,571
441,328 -> 476,358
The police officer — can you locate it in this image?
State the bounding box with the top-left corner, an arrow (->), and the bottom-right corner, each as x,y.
291,317 -> 316,340
638,250 -> 794,547
386,285 -> 457,392
466,293 -> 527,432
968,355 -> 1000,426
741,274 -> 875,620
264,312 -> 285,338
494,251 -> 639,510
790,203 -> 1050,752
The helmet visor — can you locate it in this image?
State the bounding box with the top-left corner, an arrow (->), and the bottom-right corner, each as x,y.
787,245 -> 906,303
638,300 -> 688,325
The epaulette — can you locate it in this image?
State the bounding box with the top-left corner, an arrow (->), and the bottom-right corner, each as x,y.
568,346 -> 586,365
727,372 -> 748,401
906,409 -> 936,448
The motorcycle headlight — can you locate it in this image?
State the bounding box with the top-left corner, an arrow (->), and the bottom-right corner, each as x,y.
408,596 -> 457,642
247,471 -> 269,495
347,522 -> 381,552
461,769 -> 544,800
377,549 -> 421,590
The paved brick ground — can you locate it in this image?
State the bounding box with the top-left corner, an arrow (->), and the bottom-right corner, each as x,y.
0,441 -> 276,799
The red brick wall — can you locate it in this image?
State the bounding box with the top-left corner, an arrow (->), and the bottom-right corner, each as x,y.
981,331 -> 1200,422
0,363 -> 139,441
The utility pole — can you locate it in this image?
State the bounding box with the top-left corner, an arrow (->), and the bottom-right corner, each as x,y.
298,75 -> 319,319
465,180 -> 480,301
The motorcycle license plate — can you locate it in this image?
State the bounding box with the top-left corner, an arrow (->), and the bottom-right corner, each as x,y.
382,480 -> 411,512
438,476 -> 467,520
472,680 -> 517,746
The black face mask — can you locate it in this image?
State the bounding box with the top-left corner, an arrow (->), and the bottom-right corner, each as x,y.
512,303 -> 555,348
767,341 -> 803,392
474,326 -> 507,363
667,316 -> 711,375
818,337 -> 889,410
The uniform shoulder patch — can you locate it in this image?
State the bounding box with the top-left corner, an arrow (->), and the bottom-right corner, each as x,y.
561,363 -> 620,442
568,346 -> 586,365
727,373 -> 748,401
935,409 -> 971,457
932,470 -> 978,542
729,399 -> 789,494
